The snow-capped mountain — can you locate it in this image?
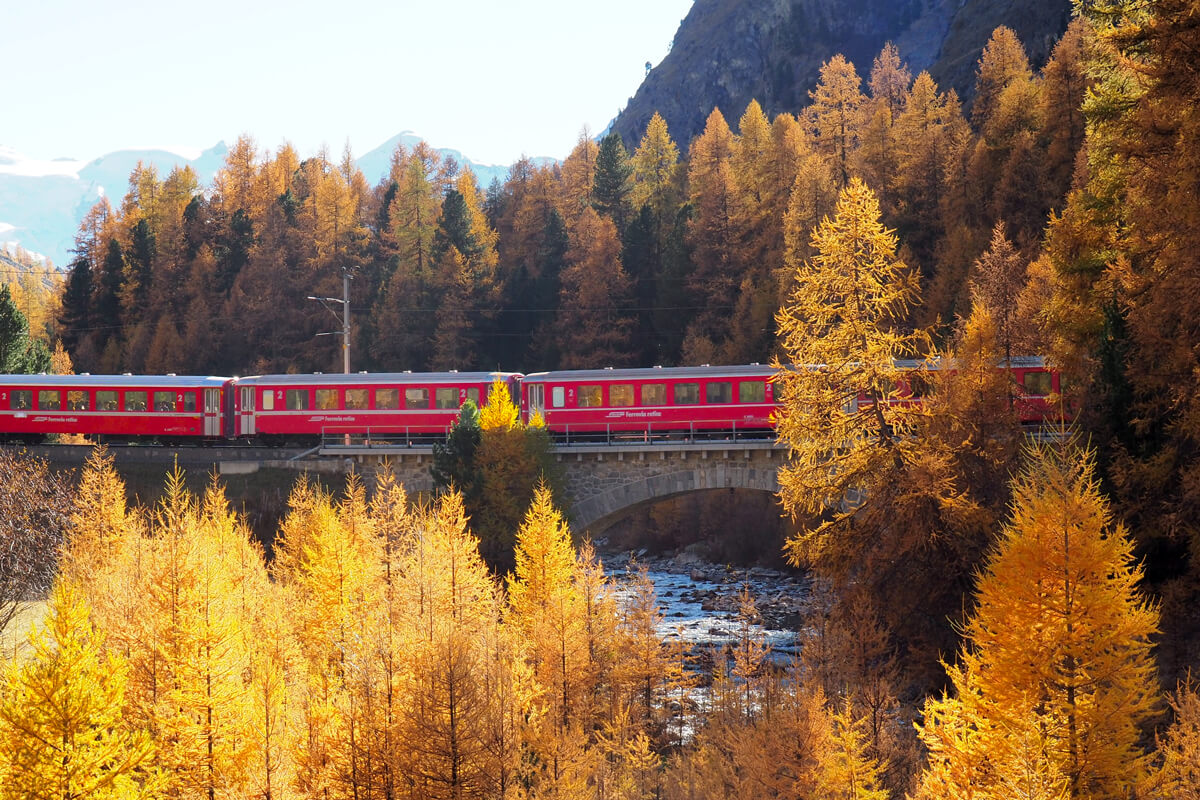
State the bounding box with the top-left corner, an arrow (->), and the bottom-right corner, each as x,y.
0,135 -> 531,269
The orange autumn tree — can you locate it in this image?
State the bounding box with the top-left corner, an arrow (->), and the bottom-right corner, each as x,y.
917,443 -> 1160,799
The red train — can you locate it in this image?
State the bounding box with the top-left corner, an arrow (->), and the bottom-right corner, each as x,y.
0,359 -> 1062,445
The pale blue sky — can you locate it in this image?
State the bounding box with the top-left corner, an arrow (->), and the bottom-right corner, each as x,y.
5,0 -> 694,165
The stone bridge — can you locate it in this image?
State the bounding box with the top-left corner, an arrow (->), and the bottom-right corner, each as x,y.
286,439 -> 786,534
548,441 -> 783,533
22,440 -> 787,536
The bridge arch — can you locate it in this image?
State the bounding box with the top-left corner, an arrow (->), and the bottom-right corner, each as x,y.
564,452 -> 783,534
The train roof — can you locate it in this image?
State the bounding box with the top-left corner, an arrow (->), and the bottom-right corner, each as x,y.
0,374 -> 231,388
236,371 -> 521,386
522,364 -> 775,381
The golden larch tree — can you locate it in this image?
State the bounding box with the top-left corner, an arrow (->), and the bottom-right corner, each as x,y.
807,54 -> 866,190
773,177 -> 931,570
0,583 -> 161,800
918,443 -> 1160,799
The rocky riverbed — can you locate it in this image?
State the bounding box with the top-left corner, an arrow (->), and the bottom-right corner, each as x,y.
602,547 -> 811,657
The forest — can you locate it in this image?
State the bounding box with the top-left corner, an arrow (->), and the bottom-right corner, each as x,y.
3,0 -> 1200,796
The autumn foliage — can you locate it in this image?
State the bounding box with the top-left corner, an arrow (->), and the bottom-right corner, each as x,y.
16,3 -> 1200,796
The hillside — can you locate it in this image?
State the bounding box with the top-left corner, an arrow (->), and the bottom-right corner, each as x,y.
610,0 -> 1072,149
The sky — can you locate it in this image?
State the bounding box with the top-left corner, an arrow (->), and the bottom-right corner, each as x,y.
4,0 -> 695,167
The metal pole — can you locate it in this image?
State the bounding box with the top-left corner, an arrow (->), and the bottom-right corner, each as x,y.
342,268 -> 351,374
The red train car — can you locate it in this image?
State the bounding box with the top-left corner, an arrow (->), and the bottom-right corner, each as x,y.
1003,356 -> 1063,423
882,357 -> 1062,423
521,365 -> 777,440
232,371 -> 522,443
0,374 -> 230,442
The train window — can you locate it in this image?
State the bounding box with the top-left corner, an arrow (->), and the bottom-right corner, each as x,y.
316,389 -> 339,410
552,387 -> 565,408
285,390 -> 309,411
1023,371 -> 1053,396
435,388 -> 458,409
346,389 -> 369,410
154,391 -> 174,412
578,386 -> 603,408
96,391 -> 118,411
466,387 -> 480,405
738,381 -> 765,403
907,373 -> 932,398
38,390 -> 61,411
67,390 -> 89,411
375,388 -> 399,410
642,383 -> 666,405
705,382 -> 732,404
184,393 -> 197,412
674,383 -> 699,405
260,391 -> 274,411
405,388 -> 430,409
610,384 -> 635,407
124,391 -> 147,412
11,391 -> 31,410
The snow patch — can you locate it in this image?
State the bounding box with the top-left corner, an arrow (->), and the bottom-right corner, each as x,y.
122,144 -> 204,160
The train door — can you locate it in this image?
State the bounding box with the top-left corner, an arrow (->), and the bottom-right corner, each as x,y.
528,383 -> 544,417
239,386 -> 256,436
203,388 -> 222,437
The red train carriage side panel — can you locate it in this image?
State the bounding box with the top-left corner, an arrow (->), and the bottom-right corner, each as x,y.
522,366 -> 777,436
233,372 -> 522,439
0,375 -> 231,440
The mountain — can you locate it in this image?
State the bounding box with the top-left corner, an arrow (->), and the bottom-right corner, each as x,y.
0,143 -> 229,269
609,0 -> 1072,150
0,135 -> 534,269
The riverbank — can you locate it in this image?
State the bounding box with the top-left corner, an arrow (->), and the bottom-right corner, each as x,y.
602,547 -> 811,657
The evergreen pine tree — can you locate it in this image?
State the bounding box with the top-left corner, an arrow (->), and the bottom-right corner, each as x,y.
58,254 -> 94,355
593,132 -> 634,234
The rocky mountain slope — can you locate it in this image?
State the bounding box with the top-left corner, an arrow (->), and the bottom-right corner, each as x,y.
610,0 -> 1072,149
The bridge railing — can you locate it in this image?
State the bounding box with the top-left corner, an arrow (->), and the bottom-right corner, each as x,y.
555,420 -> 775,445
318,426 -> 449,449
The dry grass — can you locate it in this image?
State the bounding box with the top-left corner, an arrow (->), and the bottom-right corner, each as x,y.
0,600 -> 48,662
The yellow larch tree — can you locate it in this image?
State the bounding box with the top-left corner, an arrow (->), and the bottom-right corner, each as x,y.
272,475 -> 382,798
506,484 -> 585,729
213,134 -> 264,221
614,566 -> 671,735
505,485 -> 595,796
807,54 -> 866,190
630,112 -> 681,217
1144,684 -> 1200,799
0,583 -> 161,800
457,169 -> 500,273
815,700 -> 889,800
392,492 -> 522,800
366,467 -> 415,800
479,377 -> 520,432
555,206 -> 634,369
59,446 -> 142,598
917,443 -> 1160,799
683,107 -> 737,362
559,131 -> 600,229
857,42 -> 912,206
773,177 -> 933,570
725,99 -> 783,362
137,469 -> 259,798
